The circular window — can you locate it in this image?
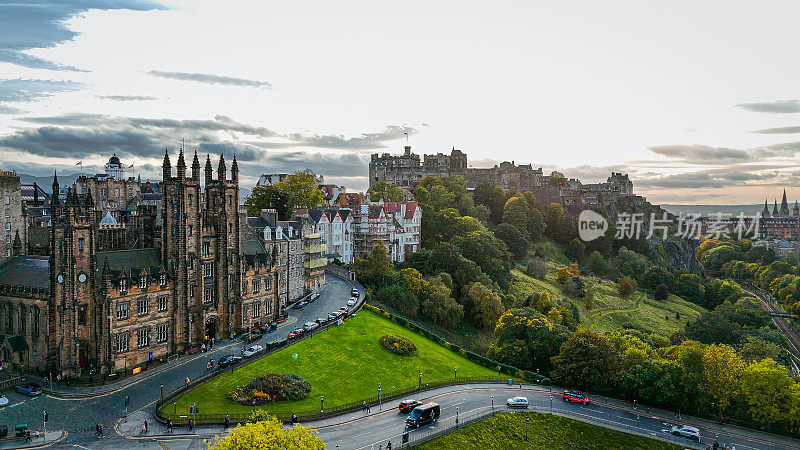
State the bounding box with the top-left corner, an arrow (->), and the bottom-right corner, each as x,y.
78,273 -> 87,283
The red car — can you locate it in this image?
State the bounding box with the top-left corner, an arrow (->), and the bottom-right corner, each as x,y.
562,392 -> 590,404
287,328 -> 304,339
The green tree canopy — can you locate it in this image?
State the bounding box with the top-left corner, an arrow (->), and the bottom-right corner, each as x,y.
208,418 -> 324,450
368,180 -> 404,202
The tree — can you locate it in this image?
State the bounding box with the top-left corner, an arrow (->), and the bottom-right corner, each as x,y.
550,330 -> 623,393
368,180 -> 404,202
465,282 -> 504,330
419,277 -> 464,327
352,241 -> 393,285
373,283 -> 419,316
208,418 -> 324,450
615,247 -> 652,280
501,196 -> 530,232
282,172 -> 324,210
641,266 -> 672,291
654,283 -> 669,301
739,358 -> 799,429
547,171 -> 568,186
488,308 -> 569,373
701,344 -> 744,417
585,251 -> 608,277
244,184 -> 290,218
452,230 -> 512,288
786,251 -> 799,266
526,257 -> 548,280
494,223 -> 529,260
618,276 -> 636,297
674,274 -> 705,305
473,183 -> 506,223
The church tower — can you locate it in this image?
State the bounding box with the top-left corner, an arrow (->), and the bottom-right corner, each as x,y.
781,189 -> 790,217
763,199 -> 770,218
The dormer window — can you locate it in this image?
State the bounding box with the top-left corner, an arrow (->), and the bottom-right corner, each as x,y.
159,273 -> 166,286
119,279 -> 127,292
140,276 -> 147,289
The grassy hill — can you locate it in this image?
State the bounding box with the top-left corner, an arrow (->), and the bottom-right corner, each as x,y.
160,309 -> 497,419
414,412 -> 681,450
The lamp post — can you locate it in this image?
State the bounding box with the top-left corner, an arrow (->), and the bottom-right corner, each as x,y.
173,401 -> 177,414
549,394 -> 553,411
321,395 -> 324,412
525,414 -> 529,442
418,372 -> 422,389
378,383 -> 382,411
456,406 -> 459,425
160,383 -> 164,401
491,395 -> 494,414
454,367 -> 457,379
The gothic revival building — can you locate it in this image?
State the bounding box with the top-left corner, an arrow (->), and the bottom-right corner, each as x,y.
0,150 -> 290,379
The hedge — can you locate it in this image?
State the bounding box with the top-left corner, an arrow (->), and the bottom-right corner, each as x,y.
363,303 -> 552,385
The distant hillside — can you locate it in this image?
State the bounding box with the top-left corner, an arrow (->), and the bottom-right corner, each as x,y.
661,204 -> 762,217
18,172 -> 82,193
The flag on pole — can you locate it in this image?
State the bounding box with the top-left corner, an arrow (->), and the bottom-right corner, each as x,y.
128,163 -> 134,168
75,161 -> 82,166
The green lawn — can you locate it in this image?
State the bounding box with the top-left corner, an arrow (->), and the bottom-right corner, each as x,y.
414,412 -> 681,449
160,309 -> 496,419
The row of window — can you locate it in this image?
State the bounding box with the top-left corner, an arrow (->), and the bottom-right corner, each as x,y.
116,296 -> 169,320
242,301 -> 272,320
242,276 -> 273,295
1,304 -> 40,335
114,323 -> 169,353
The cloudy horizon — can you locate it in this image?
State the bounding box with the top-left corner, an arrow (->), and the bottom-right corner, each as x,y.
4,1 -> 800,204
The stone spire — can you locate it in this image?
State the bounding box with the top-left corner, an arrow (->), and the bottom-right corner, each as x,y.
176,146 -> 186,179
162,148 -> 171,180
773,199 -> 779,216
217,153 -> 226,182
231,154 -> 238,183
763,199 -> 770,218
781,189 -> 790,216
191,150 -> 201,181
205,154 -> 213,185
51,171 -> 59,207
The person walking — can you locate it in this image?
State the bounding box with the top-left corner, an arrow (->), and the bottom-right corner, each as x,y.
167,419 -> 173,433
211,337 -> 215,349
99,423 -> 104,437
25,430 -> 31,443
363,400 -> 366,412
141,423 -> 147,434
185,377 -> 190,387
387,441 -> 392,450
95,423 -> 100,436
201,343 -> 206,353
144,419 -> 148,433
224,414 -> 230,430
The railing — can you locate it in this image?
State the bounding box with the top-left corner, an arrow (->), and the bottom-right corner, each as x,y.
0,376 -> 21,392
157,376 -> 512,425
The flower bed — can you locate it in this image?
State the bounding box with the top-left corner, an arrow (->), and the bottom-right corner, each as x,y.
227,373 -> 312,406
380,334 -> 417,356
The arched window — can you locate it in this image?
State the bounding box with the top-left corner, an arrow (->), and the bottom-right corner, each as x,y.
32,306 -> 39,335
18,303 -> 26,334
5,303 -> 13,333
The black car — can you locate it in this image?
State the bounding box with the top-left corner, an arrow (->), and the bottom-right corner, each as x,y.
218,355 -> 242,368
406,403 -> 440,428
398,399 -> 422,413
293,300 -> 308,310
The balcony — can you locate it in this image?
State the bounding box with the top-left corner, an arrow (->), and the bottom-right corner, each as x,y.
304,257 -> 327,269
305,243 -> 326,254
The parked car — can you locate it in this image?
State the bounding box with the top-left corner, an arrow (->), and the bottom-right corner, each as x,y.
670,425 -> 701,441
303,322 -> 319,331
328,312 -> 340,320
15,383 -> 42,397
293,300 -> 308,309
309,293 -> 320,302
506,396 -> 529,408
406,403 -> 440,428
242,345 -> 264,358
287,328 -> 304,339
347,298 -> 357,306
562,391 -> 590,404
351,289 -> 360,297
398,399 -> 422,413
0,394 -> 8,407
338,306 -> 349,314
315,317 -> 327,324
218,355 -> 242,368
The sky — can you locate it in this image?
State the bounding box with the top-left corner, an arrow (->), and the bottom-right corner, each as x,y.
3,1 -> 800,204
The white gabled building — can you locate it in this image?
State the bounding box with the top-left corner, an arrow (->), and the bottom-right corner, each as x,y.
309,208 -> 354,264
352,201 -> 421,263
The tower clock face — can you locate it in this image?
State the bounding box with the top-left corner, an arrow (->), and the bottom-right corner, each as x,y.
78,273 -> 87,283
57,274 -> 64,284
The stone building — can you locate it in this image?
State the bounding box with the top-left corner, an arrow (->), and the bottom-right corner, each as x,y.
0,150 -> 309,379
0,171 -> 26,261
309,208 -> 354,264
369,146 -> 466,188
353,201 -> 421,262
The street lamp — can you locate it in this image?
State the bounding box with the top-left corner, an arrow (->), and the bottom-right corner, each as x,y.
160,383 -> 164,400
491,395 -> 494,414
418,372 -> 422,389
378,383 -> 382,411
321,395 -> 325,412
456,406 -> 459,425
549,394 -> 553,411
454,367 -> 457,379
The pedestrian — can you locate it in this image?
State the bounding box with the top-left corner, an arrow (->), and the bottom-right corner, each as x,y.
387,441 -> 392,450
185,377 -> 190,387
25,430 -> 31,443
202,343 -> 206,353
370,444 -> 374,450
224,414 -> 230,429
99,424 -> 104,437
95,423 -> 100,436
211,337 -> 215,349
188,419 -> 193,432
144,419 -> 148,433
367,402 -> 371,413
141,423 -> 147,434
206,362 -> 211,371
34,429 -> 39,440
167,419 -> 173,433
363,400 -> 366,412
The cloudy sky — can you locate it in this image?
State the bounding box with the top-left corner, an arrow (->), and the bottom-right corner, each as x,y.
3,1 -> 800,203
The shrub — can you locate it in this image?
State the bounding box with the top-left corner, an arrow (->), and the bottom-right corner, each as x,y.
618,276 -> 636,297
557,263 -> 580,283
228,373 -> 312,406
380,335 -> 418,356
622,321 -> 635,330
526,257 -> 548,280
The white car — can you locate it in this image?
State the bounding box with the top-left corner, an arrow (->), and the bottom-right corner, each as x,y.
506,396 -> 529,408
347,298 -> 357,306
242,344 -> 264,358
670,425 -> 701,441
303,321 -> 319,331
0,394 -> 8,407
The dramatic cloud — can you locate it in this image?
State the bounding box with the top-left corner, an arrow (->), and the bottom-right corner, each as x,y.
736,100 -> 800,114
648,145 -> 751,164
146,71 -> 272,88
0,1 -> 163,71
637,170 -> 774,189
0,79 -> 81,103
96,95 -> 157,101
753,126 -> 800,134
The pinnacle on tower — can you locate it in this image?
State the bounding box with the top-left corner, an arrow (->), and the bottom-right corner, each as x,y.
192,150 -> 201,181
205,154 -> 213,184
162,148 -> 172,180
176,146 -> 186,178
231,154 -> 239,182
217,153 -> 226,181
51,171 -> 59,206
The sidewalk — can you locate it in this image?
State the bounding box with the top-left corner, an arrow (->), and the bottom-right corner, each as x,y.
43,316 -> 299,399
0,431 -> 66,449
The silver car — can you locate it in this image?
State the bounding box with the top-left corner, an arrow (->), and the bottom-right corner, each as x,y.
670,425 -> 701,441
242,344 -> 263,358
0,394 -> 8,407
506,396 -> 529,408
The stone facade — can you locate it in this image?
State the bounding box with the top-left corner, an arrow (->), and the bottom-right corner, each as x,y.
0,171 -> 26,261
353,201 -> 421,262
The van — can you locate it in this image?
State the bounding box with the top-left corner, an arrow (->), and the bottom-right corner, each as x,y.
405,402 -> 440,428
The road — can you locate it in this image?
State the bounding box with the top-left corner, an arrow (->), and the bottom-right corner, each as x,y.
744,287 -> 800,376
310,384 -> 797,450
0,274 -> 360,449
